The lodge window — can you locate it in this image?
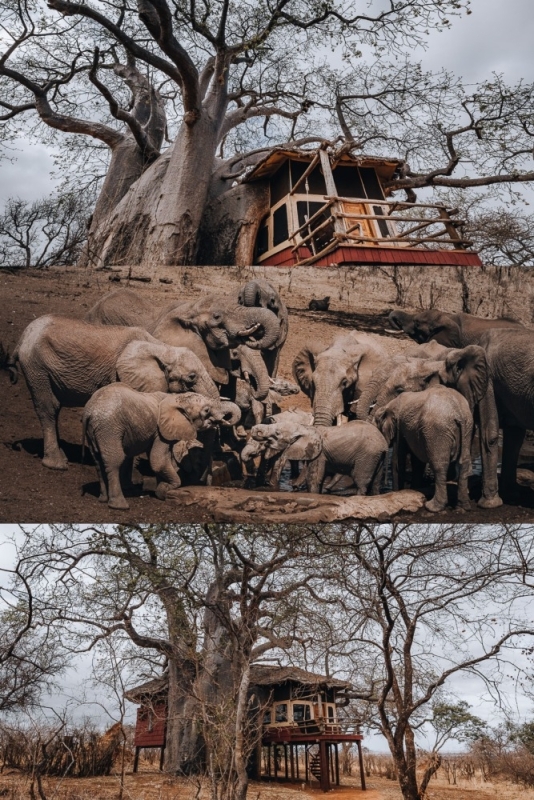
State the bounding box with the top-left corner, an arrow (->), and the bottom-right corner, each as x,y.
272,204 -> 289,246
275,703 -> 288,723
359,167 -> 384,200
263,709 -> 272,725
270,163 -> 290,205
290,160 -> 327,195
373,205 -> 392,238
293,703 -> 312,723
332,165 -> 365,199
326,705 -> 336,721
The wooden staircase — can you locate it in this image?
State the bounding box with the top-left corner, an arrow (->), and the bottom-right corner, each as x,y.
309,751 -> 322,782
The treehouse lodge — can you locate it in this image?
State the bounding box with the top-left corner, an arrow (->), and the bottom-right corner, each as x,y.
246,147 -> 482,268
125,665 -> 366,793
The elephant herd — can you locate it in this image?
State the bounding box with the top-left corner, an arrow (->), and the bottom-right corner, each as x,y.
6,281 -> 534,513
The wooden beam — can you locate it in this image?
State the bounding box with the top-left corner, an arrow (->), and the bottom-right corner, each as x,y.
133,747 -> 140,774
357,739 -> 366,791
319,740 -> 330,792
318,150 -> 345,236
289,152 -> 320,195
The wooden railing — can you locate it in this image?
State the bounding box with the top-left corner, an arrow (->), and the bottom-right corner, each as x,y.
290,196 -> 470,266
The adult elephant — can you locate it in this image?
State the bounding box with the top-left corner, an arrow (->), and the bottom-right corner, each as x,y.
237,279 -> 288,377
292,332 -> 388,427
475,327 -> 534,500
387,308 -> 523,347
86,288 -> 281,401
356,345 -> 500,508
7,316 -> 221,470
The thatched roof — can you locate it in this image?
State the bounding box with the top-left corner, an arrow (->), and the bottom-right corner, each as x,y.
124,665 -> 351,704
250,664 -> 351,690
243,147 -> 400,184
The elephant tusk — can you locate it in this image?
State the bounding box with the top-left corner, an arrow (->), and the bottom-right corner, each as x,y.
336,414 -> 347,425
237,323 -> 262,337
348,399 -> 359,405
384,328 -> 404,334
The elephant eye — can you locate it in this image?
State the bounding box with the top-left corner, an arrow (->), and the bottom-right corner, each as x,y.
187,372 -> 197,382
395,386 -> 404,394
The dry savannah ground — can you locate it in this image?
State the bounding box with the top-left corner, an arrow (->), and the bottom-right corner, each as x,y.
0,766 -> 533,800
2,266 -> 534,523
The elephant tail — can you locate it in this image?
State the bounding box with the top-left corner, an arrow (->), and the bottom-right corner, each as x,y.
1,342 -> 19,384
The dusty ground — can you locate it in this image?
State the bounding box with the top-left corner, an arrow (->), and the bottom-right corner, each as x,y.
0,768 -> 532,800
2,266 -> 534,524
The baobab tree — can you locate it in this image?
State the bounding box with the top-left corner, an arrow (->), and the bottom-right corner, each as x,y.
2,0 -> 534,267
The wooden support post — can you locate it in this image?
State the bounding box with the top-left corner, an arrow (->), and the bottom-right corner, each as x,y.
290,743 -> 295,781
274,745 -> 278,778
330,744 -> 335,784
159,745 -> 165,772
284,744 -> 288,780
305,746 -> 309,783
133,746 -> 140,773
319,740 -> 330,792
335,744 -> 340,786
296,745 -> 300,780
318,149 -> 345,236
357,739 -> 367,790
267,744 -> 271,777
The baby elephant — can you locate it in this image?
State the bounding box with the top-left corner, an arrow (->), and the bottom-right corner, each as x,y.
83,385 -> 239,509
308,296 -> 330,311
374,386 -> 473,513
250,420 -> 387,495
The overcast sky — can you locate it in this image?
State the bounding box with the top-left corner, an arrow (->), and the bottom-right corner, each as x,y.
0,0 -> 533,208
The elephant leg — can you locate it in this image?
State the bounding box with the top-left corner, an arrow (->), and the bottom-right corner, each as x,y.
32,383 -> 68,470
291,463 -> 308,489
425,464 -> 448,513
477,387 -> 503,508
150,438 -> 181,499
86,439 -> 108,503
105,461 -> 129,510
456,459 -> 471,511
269,453 -> 288,489
369,457 -> 384,496
500,425 -> 526,499
307,454 -> 326,494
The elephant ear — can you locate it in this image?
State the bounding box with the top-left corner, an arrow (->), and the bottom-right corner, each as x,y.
292,344 -> 322,396
443,345 -> 489,407
427,314 -> 462,348
116,341 -> 169,392
157,396 -> 196,442
375,407 -> 397,444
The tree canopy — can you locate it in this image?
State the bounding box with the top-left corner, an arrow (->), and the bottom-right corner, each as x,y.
1,1 -> 533,266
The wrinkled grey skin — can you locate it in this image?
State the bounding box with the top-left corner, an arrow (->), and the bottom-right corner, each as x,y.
375,386 -> 473,513
234,374 -> 300,426
356,344 -> 499,508
387,308 -> 523,347
240,409 -> 312,485
83,386 -> 240,509
387,309 -> 529,506
236,279 -> 289,377
250,420 -> 388,495
293,331 -> 388,427
8,315 -> 215,470
474,327 -> 534,499
86,289 -> 287,410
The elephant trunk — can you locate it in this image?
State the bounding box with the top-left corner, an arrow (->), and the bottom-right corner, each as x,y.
233,306 -> 281,350
194,371 -> 221,401
387,309 -> 414,334
216,400 -> 242,426
356,375 -> 385,420
313,402 -> 335,427
239,346 -> 270,401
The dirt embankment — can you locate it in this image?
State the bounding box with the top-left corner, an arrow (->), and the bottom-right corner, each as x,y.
1,266 -> 534,524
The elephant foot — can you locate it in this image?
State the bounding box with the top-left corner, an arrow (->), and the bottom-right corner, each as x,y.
42,453 -> 68,470
108,497 -> 130,510
155,483 -> 180,500
477,495 -> 503,509
98,493 -> 109,504
424,498 -> 446,513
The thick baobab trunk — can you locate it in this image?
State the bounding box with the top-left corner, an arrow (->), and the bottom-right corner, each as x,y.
87,113 -> 221,267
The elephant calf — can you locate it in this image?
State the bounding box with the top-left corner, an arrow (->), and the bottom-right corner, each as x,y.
83,386 -> 239,509
250,420 -> 388,495
374,386 -> 473,513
